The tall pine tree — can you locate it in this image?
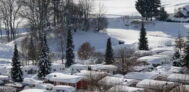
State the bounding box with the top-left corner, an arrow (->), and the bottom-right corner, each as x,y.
11,44 -> 23,82
105,38 -> 114,64
183,32 -> 189,68
138,22 -> 149,50
38,34 -> 51,79
66,29 -> 74,67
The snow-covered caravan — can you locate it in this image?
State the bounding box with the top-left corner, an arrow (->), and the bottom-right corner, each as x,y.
0,75 -> 9,85
90,64 -> 117,74
75,70 -> 109,82
125,72 -> 159,80
20,89 -> 46,92
108,85 -> 143,92
5,83 -> 24,91
71,64 -> 117,74
0,86 -> 16,92
98,76 -> 139,87
136,79 -> 178,90
167,74 -> 189,84
53,85 -> 76,92
171,85 -> 189,92
23,78 -> 43,87
45,72 -> 87,89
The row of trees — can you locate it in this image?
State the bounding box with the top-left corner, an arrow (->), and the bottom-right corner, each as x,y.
0,0 -> 107,41
11,29 -> 75,80
17,0 -> 108,66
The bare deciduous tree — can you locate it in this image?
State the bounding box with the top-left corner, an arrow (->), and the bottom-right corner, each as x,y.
93,4 -> 108,32
115,47 -> 140,74
0,0 -> 22,41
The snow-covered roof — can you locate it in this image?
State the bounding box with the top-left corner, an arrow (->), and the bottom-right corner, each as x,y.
5,83 -> 23,87
108,85 -> 143,92
46,72 -> 83,84
36,83 -> 54,89
90,64 -> 117,71
138,55 -> 167,65
156,65 -> 183,74
75,70 -> 108,81
20,89 -> 46,92
125,72 -> 158,80
171,85 -> 189,92
98,76 -> 138,86
167,74 -> 189,84
23,78 -> 43,85
0,86 -> 16,92
168,67 -> 182,73
0,75 -> 9,80
136,79 -> 178,90
71,64 -> 89,70
53,85 -> 76,92
71,64 -> 117,71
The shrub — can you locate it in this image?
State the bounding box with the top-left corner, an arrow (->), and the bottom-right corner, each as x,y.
78,42 -> 95,60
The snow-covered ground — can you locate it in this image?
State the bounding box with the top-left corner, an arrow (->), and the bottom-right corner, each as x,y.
0,0 -> 187,76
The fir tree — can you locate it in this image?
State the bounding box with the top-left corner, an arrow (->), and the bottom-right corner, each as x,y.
66,29 -> 74,67
105,38 -> 114,64
138,22 -> 149,50
136,0 -> 161,20
11,44 -> 23,82
151,0 -> 161,17
183,32 -> 189,68
38,35 -> 51,79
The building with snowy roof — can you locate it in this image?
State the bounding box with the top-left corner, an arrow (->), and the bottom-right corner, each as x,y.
136,79 -> 178,90
71,64 -> 117,74
108,85 -> 143,92
45,72 -> 87,89
167,74 -> 189,84
98,76 -> 139,87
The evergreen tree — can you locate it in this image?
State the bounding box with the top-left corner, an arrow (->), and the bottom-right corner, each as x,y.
38,35 -> 51,79
151,0 -> 161,17
136,0 -> 161,20
136,0 -> 148,19
66,29 -> 74,67
157,7 -> 168,21
183,32 -> 189,68
105,38 -> 114,64
138,22 -> 149,50
11,44 -> 23,82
